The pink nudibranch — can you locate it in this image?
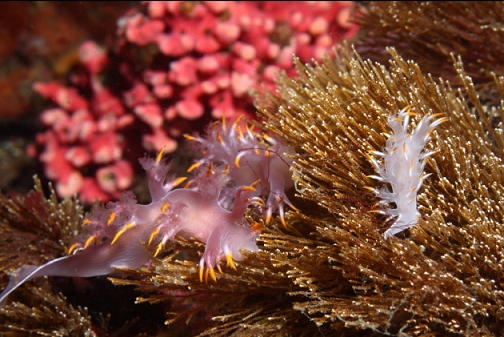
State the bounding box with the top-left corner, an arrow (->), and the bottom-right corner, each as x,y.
0,152 -> 261,308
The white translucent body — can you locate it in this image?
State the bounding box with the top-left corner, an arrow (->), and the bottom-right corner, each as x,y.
369,109 -> 444,238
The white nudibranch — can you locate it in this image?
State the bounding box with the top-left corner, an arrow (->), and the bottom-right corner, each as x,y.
366,107 -> 447,239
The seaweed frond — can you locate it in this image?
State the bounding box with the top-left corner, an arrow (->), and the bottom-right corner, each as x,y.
0,177 -> 92,336
254,45 -> 504,335
356,2 -> 504,84
109,45 -> 504,335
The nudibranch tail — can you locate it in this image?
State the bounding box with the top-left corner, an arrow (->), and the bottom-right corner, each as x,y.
0,225 -> 151,308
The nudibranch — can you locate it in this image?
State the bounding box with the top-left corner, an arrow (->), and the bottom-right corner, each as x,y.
366,107 -> 447,238
0,149 -> 262,308
185,116 -> 297,227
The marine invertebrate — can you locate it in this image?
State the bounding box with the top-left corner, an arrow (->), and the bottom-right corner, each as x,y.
34,1 -> 358,202
366,108 -> 447,238
117,0 -> 358,120
5,2 -> 504,335
185,117 -> 296,226
254,45 -> 504,335
34,41 -> 135,202
0,148 -> 262,308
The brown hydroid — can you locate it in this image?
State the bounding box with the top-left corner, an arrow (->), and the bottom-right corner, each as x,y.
0,177 -> 93,336
108,45 -> 504,335
2,2 -> 504,336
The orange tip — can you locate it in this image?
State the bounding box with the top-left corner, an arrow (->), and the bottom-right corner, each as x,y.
173,176 -> 187,187
242,185 -> 257,192
84,235 -> 96,249
161,203 -> 170,213
156,147 -> 165,163
187,162 -> 201,173
226,253 -> 237,270
221,114 -> 227,129
111,223 -> 135,245
280,215 -> 287,228
251,222 -> 262,232
67,243 -> 79,255
223,163 -> 230,175
154,242 -> 163,257
233,114 -> 244,126
208,267 -> 217,282
107,212 -> 116,226
148,227 -> 160,245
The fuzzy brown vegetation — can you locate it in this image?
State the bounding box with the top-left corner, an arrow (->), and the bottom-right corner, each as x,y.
2,49 -> 504,336
108,45 -> 504,336
2,2 -> 504,336
356,2 -> 504,86
254,46 -> 504,335
0,178 -> 93,336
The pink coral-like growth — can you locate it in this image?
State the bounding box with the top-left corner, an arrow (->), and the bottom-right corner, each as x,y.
115,1 -> 358,122
35,2 -> 358,202
34,42 -> 137,202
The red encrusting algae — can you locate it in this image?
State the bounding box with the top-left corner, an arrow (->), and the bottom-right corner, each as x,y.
33,1 -> 359,202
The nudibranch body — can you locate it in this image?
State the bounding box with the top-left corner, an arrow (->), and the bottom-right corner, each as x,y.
185,117 -> 297,227
367,107 -> 447,238
0,148 -> 262,308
